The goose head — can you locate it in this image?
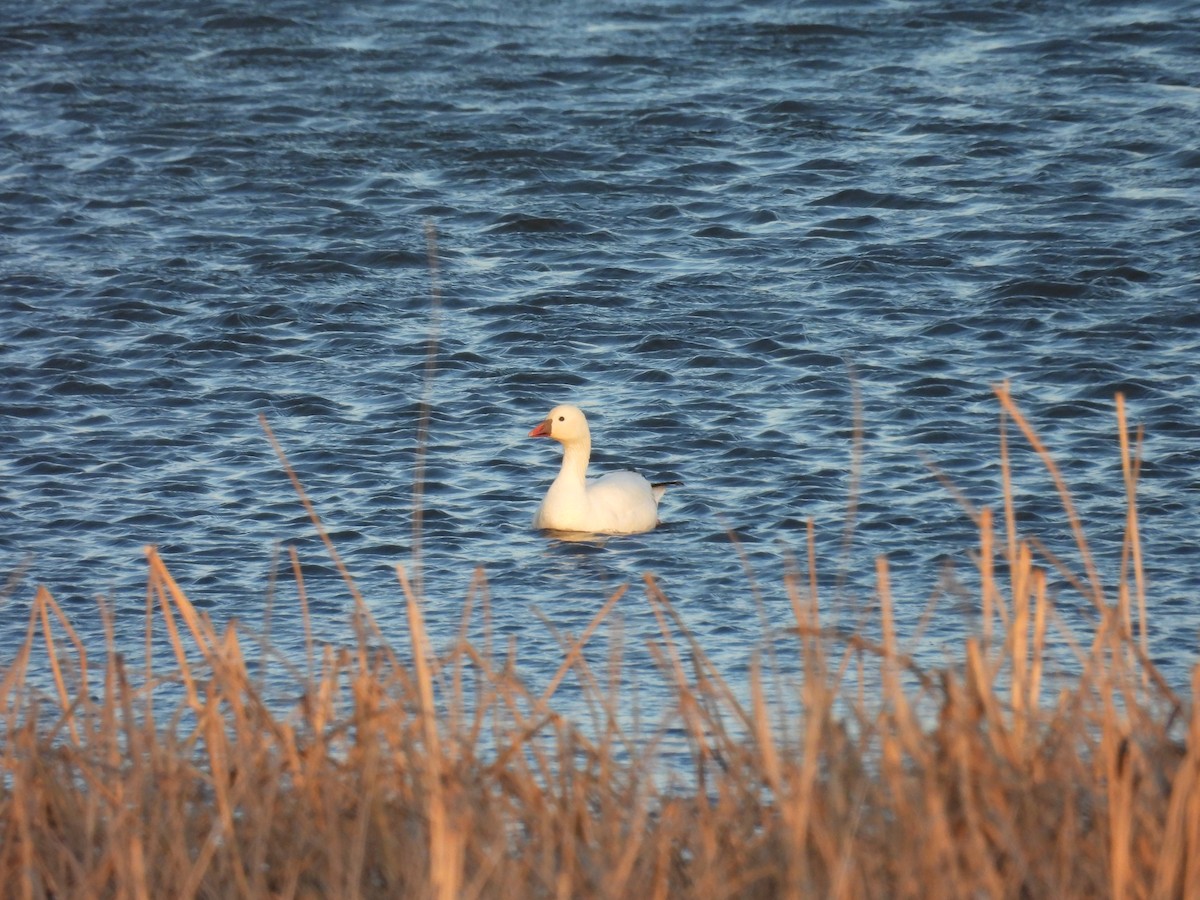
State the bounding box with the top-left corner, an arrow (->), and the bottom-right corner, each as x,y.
528,404 -> 591,446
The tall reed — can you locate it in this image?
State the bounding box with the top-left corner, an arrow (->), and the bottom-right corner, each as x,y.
0,386 -> 1194,899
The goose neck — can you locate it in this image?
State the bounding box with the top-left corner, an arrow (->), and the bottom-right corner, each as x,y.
559,437 -> 591,481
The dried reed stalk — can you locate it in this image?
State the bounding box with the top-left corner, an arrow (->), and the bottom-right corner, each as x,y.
0,389 -> 1193,899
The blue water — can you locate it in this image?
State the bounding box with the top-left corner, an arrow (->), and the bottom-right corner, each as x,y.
2,0 -> 1199,707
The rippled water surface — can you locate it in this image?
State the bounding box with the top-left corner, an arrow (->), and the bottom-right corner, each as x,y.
3,0 -> 1199,702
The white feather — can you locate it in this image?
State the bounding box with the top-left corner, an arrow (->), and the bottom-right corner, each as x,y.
528,404 -> 676,535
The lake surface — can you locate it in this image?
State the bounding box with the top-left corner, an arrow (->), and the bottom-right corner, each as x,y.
2,0 -> 1199,707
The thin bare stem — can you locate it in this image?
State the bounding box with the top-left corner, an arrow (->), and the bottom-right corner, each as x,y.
410,220 -> 444,602
993,383 -> 1105,610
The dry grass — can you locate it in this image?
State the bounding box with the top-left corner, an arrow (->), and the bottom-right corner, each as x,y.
2,385 -> 1197,899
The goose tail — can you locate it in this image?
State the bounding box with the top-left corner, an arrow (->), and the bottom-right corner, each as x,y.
651,481 -> 683,503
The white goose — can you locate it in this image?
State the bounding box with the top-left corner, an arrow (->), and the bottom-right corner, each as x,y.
528,404 -> 678,535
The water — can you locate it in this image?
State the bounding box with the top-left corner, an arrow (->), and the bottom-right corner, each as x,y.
2,0 -> 1199,711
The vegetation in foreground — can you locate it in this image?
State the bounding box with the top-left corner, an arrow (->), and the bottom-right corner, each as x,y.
1,385 -> 1196,899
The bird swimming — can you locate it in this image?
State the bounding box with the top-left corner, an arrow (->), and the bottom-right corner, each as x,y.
528,404 -> 678,535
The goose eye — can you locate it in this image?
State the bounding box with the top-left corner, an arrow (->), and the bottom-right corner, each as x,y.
558,415 -> 565,421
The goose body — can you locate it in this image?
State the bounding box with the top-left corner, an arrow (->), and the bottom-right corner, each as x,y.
528,405 -> 675,535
